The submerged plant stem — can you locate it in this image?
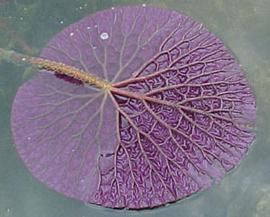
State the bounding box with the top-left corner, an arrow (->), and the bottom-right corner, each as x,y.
0,19 -> 33,54
0,48 -> 112,90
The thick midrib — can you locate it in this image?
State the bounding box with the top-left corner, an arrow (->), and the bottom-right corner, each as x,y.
29,57 -> 112,90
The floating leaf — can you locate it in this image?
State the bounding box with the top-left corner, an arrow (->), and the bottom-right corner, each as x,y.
11,6 -> 256,209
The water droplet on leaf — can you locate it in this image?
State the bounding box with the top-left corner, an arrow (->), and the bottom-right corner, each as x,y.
100,32 -> 109,40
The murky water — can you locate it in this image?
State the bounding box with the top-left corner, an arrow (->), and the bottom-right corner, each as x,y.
0,0 -> 269,216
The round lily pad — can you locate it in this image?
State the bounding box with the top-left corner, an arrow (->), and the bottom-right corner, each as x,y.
11,6 -> 256,209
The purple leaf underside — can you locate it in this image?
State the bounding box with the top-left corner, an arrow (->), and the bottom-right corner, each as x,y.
11,6 -> 256,209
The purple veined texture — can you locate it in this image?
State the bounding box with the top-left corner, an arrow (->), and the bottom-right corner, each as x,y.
11,6 -> 256,209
